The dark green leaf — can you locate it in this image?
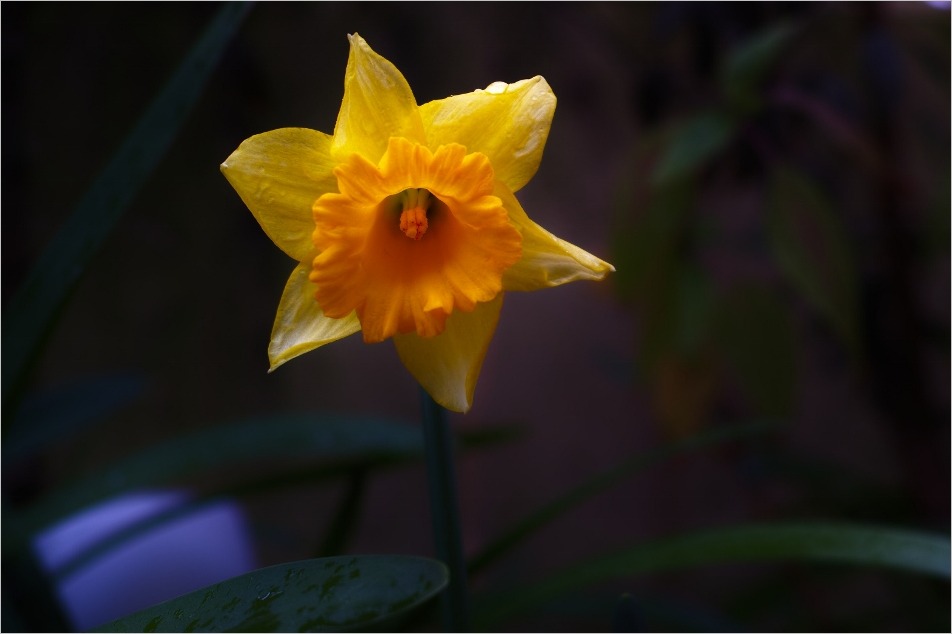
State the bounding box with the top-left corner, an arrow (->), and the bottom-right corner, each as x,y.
475,523 -> 950,628
672,266 -> 715,357
468,422 -> 774,575
454,421 -> 527,450
925,169 -> 950,256
20,415 -> 423,533
19,415 -> 520,539
613,178 -> 693,304
1,2 -> 252,419
652,113 -> 736,187
4,374 -> 146,462
767,167 -> 862,355
721,23 -> 797,112
616,175 -> 698,377
94,555 -> 448,633
715,284 -> 796,417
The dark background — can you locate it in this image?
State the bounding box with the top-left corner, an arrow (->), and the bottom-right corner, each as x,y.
3,2 -> 949,631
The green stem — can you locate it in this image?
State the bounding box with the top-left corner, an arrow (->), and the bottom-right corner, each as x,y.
420,389 -> 470,632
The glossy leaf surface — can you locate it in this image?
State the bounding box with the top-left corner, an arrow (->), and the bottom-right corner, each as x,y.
95,556 -> 447,633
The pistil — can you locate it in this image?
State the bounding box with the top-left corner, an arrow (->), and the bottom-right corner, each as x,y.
399,188 -> 431,240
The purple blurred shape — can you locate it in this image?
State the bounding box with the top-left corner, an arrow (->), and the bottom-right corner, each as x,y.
33,490 -> 257,631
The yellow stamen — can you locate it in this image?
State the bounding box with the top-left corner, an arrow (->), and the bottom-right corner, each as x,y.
399,189 -> 430,240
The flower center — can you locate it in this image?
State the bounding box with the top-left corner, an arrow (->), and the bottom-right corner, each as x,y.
310,137 -> 523,342
398,188 -> 430,240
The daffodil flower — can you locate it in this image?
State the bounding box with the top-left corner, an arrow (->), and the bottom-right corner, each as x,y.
221,34 -> 614,413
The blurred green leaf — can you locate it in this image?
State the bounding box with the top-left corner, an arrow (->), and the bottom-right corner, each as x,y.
926,169 -> 951,256
1,2 -> 252,421
613,177 -> 694,304
614,174 -> 698,379
12,415 -> 518,586
672,266 -> 715,357
724,563 -> 949,631
95,555 -> 447,633
454,420 -> 527,450
721,23 -> 797,112
19,416 -> 521,542
19,415 -> 422,533
531,589 -> 743,633
4,375 -> 146,463
767,167 -> 862,356
475,523 -> 950,628
468,422 -> 774,575
652,112 -> 736,187
715,284 -> 796,418
748,446 -> 916,524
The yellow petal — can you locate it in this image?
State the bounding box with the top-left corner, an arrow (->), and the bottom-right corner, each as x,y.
269,262 -> 361,371
222,128 -> 336,262
332,34 -> 427,163
420,76 -> 556,192
497,183 -> 615,291
393,294 -> 504,413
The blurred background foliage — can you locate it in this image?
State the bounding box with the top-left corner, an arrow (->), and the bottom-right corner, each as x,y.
2,2 -> 949,632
